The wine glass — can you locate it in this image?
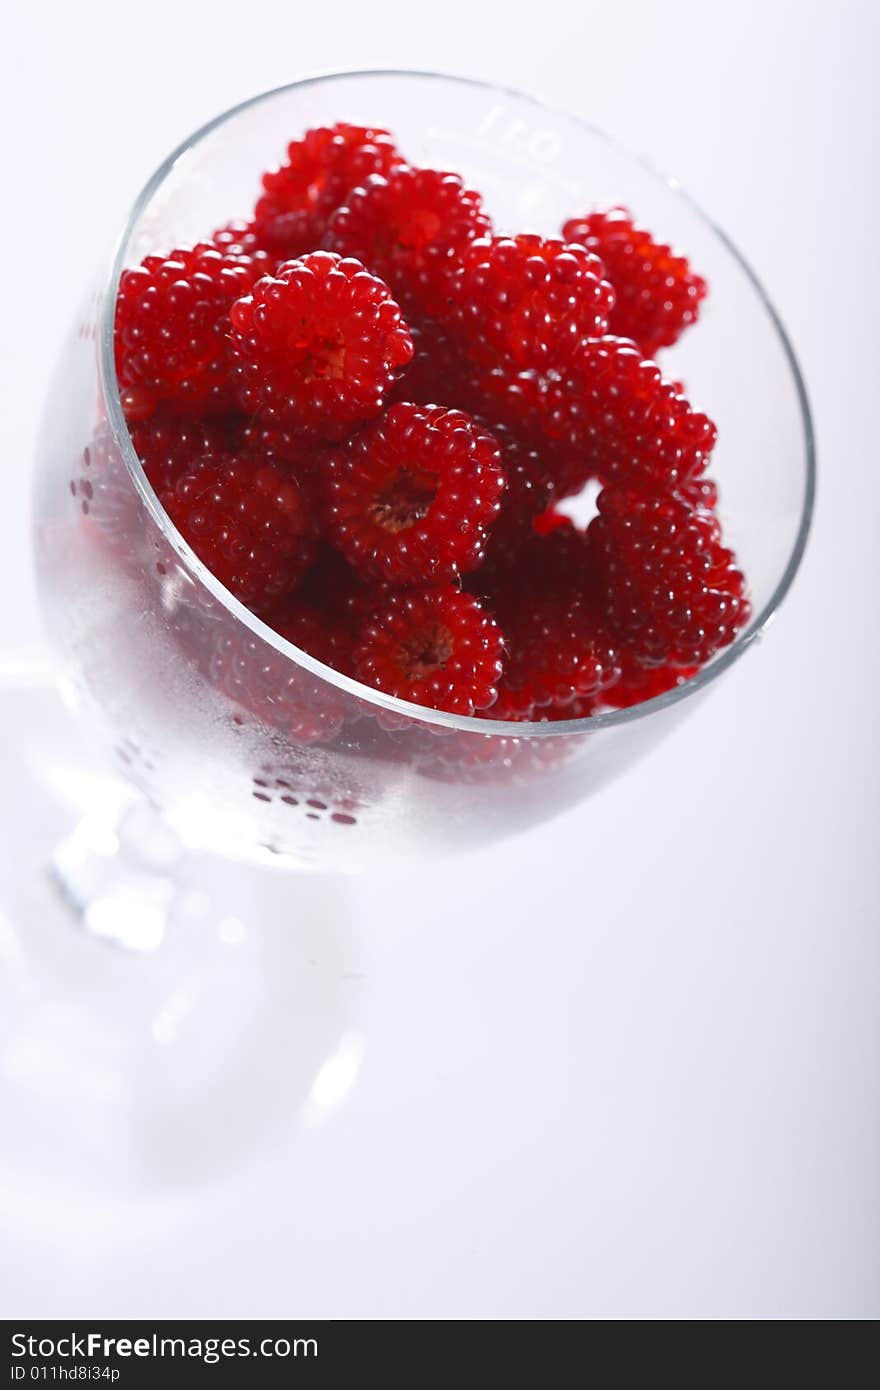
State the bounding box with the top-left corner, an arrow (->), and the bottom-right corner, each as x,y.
33,69 -> 814,875
7,70 -> 813,1192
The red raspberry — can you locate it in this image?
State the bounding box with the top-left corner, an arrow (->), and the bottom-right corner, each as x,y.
325,167 -> 491,314
445,235 -> 614,371
268,597 -> 355,676
483,431 -> 556,559
159,453 -> 315,613
540,337 -> 717,496
128,411 -> 231,492
677,474 -> 719,510
209,605 -> 350,746
455,367 -> 589,502
253,124 -> 403,260
322,402 -> 505,585
491,592 -> 620,720
531,505 -> 577,538
414,728 -> 572,784
471,513 -> 586,609
227,420 -> 331,490
491,516 -> 597,593
458,365 -> 547,442
114,243 -> 265,417
477,523 -> 618,719
562,207 -> 707,356
211,221 -> 273,266
600,653 -> 697,709
296,541 -> 379,630
393,319 -> 464,405
588,487 -> 749,667
229,251 -> 413,440
354,587 -> 504,716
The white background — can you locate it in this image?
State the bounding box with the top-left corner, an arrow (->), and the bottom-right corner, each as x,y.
1,0 -> 878,1319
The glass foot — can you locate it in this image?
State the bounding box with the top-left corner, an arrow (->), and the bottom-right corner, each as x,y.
0,652 -> 366,1207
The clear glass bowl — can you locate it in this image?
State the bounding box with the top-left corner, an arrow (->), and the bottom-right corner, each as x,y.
33,70 -> 814,870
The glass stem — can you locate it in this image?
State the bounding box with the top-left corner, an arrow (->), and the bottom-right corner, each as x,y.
51,800 -> 184,952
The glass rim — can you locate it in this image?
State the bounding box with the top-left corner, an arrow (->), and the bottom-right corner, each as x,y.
99,67 -> 816,739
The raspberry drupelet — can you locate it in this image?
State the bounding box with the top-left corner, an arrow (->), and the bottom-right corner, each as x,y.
159,453 -> 315,613
562,207 -> 707,356
322,402 -> 506,585
253,123 -> 403,260
325,166 -> 492,315
114,243 -> 267,418
445,235 -> 614,371
229,251 -> 413,440
211,221 -> 273,264
353,587 -> 504,716
677,474 -> 719,510
539,337 -> 717,497
588,487 -> 749,668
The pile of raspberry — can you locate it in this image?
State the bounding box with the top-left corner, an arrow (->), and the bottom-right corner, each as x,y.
115,122 -> 749,726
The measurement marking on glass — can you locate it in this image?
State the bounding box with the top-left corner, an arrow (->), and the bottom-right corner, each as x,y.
426,127 -> 581,195
476,105 -> 563,161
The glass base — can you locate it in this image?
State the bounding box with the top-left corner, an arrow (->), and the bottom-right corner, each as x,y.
0,654 -> 366,1206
